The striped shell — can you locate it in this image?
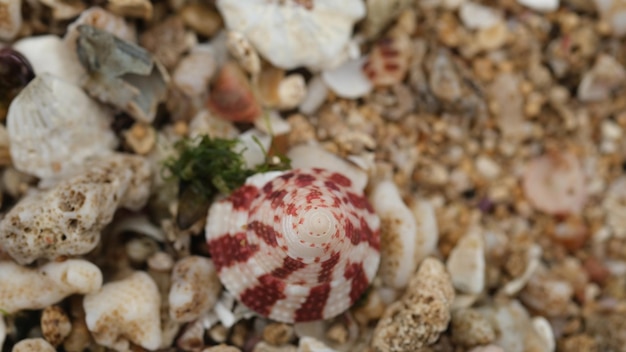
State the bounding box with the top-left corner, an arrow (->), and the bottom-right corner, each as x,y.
205,168 -> 380,323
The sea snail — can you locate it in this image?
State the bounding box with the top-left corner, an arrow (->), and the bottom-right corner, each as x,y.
205,168 -> 381,323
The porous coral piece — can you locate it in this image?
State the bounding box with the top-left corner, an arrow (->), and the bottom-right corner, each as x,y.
83,271 -> 162,351
371,258 -> 455,352
0,259 -> 102,314
216,0 -> 365,71
0,153 -> 151,264
169,256 -> 222,322
6,73 -> 117,179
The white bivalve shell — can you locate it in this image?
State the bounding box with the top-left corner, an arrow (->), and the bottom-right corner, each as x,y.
83,271 -> 162,351
0,153 -> 151,265
216,0 -> 365,71
6,73 -> 117,179
205,168 -> 381,323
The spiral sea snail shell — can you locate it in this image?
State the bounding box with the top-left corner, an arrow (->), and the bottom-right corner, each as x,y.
205,168 -> 381,323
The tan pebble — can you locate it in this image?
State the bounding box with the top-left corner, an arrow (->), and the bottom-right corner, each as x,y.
263,323 -> 295,346
254,341 -> 297,352
353,289 -> 386,325
467,345 -> 504,352
372,258 -> 454,352
180,3 -> 223,37
203,344 -> 242,352
12,338 -> 55,352
209,324 -> 229,343
230,322 -> 248,348
63,315 -> 92,352
41,305 -> 72,347
124,123 -> 157,155
451,309 -> 496,347
177,319 -> 206,351
107,0 -> 153,19
325,323 -> 348,345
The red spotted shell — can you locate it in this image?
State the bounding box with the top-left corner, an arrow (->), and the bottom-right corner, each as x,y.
205,168 -> 381,323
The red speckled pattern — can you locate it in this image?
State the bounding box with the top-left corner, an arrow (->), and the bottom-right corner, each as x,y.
205,168 -> 381,323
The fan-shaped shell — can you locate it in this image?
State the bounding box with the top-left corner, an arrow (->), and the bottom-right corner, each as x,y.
205,168 -> 380,323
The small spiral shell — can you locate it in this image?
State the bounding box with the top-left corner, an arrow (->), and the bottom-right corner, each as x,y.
205,168 -> 380,323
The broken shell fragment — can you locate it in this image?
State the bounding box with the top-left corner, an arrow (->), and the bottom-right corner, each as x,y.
169,256 -> 222,323
76,24 -> 169,123
227,31 -> 261,75
0,0 -> 22,41
207,61 -> 262,123
322,57 -> 373,99
522,150 -> 587,216
0,153 -> 151,264
0,259 -> 102,314
577,54 -> 626,102
7,73 -> 117,179
217,0 -> 366,71
12,35 -> 85,87
84,271 -> 162,351
205,168 -> 380,323
65,6 -> 137,47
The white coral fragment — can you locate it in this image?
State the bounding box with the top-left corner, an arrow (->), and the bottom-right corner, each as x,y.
0,259 -> 102,314
216,0 -> 366,71
84,271 -> 162,351
169,256 -> 222,323
6,73 -> 117,179
0,153 -> 151,265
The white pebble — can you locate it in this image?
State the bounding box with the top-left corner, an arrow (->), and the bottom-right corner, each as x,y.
476,156 -> 501,179
169,256 -> 222,323
459,2 -> 502,30
532,316 -> 556,352
446,229 -> 485,294
516,0 -> 559,12
370,180 -> 418,289
12,338 -> 55,352
298,336 -> 338,352
322,57 -> 373,99
0,260 -> 102,314
84,272 -> 162,351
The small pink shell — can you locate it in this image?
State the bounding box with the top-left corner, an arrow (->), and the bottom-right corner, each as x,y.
205,168 -> 381,323
522,151 -> 587,215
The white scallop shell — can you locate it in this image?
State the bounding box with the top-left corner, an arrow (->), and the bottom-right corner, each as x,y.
205,168 -> 380,323
7,73 -> 117,179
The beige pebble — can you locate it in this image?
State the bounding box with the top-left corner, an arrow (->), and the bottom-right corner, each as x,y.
180,3 -> 223,37
263,323 -> 295,346
12,338 -> 55,352
446,229 -> 485,295
203,345 -> 242,352
451,308 -> 496,347
107,0 -> 153,19
41,305 -> 72,347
